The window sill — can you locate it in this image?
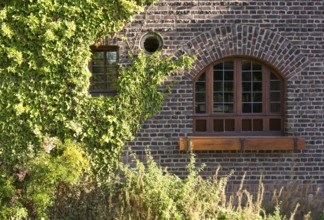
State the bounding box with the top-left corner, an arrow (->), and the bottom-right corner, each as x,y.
179,136 -> 305,151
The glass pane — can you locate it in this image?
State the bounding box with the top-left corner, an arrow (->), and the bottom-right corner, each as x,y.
270,72 -> 279,80
214,82 -> 223,91
195,104 -> 206,113
270,81 -> 281,91
242,119 -> 252,131
196,120 -> 207,132
198,73 -> 206,81
242,103 -> 252,113
252,62 -> 262,70
225,119 -> 235,131
224,82 -> 233,91
93,51 -> 104,59
214,104 -> 223,113
269,119 -> 281,131
93,59 -> 105,65
196,82 -> 205,92
270,92 -> 281,102
224,93 -> 234,102
214,71 -> 223,80
242,71 -> 251,81
214,119 -> 223,132
91,82 -> 106,90
253,119 -> 263,131
92,66 -> 105,73
270,103 -> 281,113
224,104 -> 234,113
253,93 -> 262,102
242,60 -> 251,71
224,61 -> 234,70
242,82 -> 251,92
224,71 -> 234,80
253,82 -> 262,91
195,93 -> 205,102
253,103 -> 262,113
253,72 -> 262,81
214,93 -> 223,102
214,63 -> 223,70
242,93 -> 251,102
92,74 -> 106,82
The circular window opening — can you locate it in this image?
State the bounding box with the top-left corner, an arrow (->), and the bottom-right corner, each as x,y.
140,32 -> 163,54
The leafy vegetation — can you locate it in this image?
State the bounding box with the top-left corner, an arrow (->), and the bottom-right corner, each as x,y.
0,0 -> 193,218
51,151 -> 301,220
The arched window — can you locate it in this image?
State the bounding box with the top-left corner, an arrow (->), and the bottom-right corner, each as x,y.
193,58 -> 284,136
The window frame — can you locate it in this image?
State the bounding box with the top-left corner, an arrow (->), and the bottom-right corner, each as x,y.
193,57 -> 286,136
89,45 -> 119,96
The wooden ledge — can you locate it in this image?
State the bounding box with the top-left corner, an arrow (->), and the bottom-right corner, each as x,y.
179,136 -> 305,151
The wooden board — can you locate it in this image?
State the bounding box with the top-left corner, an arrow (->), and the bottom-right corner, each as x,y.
179,136 -> 305,151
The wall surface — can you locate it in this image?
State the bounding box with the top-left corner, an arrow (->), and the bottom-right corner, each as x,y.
105,0 -> 323,211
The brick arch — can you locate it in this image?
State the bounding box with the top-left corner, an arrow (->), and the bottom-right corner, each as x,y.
176,24 -> 310,80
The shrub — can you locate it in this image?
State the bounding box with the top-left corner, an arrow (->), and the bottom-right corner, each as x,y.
52,150 -> 297,220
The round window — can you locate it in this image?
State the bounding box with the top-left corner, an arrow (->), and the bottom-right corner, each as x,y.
140,32 -> 163,54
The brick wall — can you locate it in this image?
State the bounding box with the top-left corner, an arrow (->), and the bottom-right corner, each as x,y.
105,0 -> 324,210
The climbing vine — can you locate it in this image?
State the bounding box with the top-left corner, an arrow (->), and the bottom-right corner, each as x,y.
0,1 -> 193,218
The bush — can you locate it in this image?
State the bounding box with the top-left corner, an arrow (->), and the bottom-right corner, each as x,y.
0,139 -> 89,219
51,150 -> 296,220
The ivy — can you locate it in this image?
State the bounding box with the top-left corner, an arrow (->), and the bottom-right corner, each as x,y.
0,1 -> 193,218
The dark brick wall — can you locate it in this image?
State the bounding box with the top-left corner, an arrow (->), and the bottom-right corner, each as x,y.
106,0 -> 324,205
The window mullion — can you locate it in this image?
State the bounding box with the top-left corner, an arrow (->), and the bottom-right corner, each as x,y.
263,66 -> 270,131
235,59 -> 242,132
206,65 -> 213,132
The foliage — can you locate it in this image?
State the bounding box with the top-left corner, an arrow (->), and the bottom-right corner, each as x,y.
0,0 -> 193,218
51,151 -> 298,220
0,139 -> 89,219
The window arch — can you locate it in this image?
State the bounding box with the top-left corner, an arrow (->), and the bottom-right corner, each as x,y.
193,58 -> 285,136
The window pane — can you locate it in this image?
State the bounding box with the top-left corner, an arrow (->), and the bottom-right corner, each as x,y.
214,71 -> 223,80
195,104 -> 206,113
214,104 -> 224,113
196,120 -> 207,132
269,119 -> 281,131
224,82 -> 233,91
214,93 -> 223,102
196,82 -> 205,92
253,93 -> 262,102
242,119 -> 252,131
224,61 -> 234,70
270,92 -> 281,102
253,72 -> 262,81
253,119 -> 263,131
242,60 -> 251,70
93,51 -> 104,59
224,71 -> 234,80
242,71 -> 251,81
214,119 -> 223,132
195,93 -> 205,102
253,82 -> 262,91
93,59 -> 105,65
214,82 -> 223,91
225,119 -> 235,131
270,103 -> 281,113
214,63 -> 223,70
242,82 -> 251,92
253,103 -> 262,113
195,73 -> 206,113
93,66 -> 105,73
242,93 -> 251,102
242,103 -> 252,113
270,81 -> 281,91
224,93 -> 234,102
224,104 -> 234,113
252,62 -> 262,70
